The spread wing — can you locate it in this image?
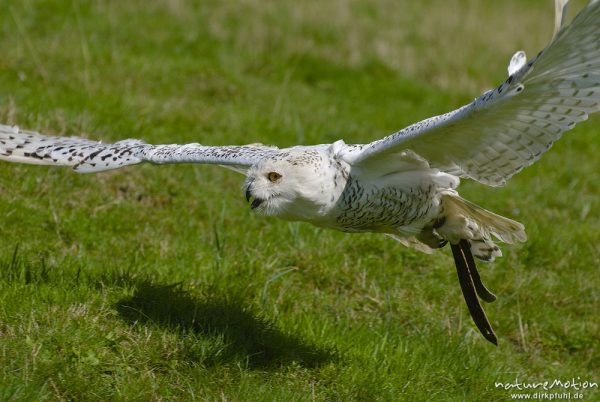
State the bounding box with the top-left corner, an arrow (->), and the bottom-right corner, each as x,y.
0,124 -> 277,174
344,0 -> 600,186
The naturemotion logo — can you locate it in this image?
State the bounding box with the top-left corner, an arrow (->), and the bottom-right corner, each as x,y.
495,377 -> 598,392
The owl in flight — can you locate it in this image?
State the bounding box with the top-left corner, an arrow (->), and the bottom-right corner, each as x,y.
1,0 -> 598,344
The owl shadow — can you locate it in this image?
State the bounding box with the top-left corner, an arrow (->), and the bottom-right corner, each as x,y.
115,280 -> 336,369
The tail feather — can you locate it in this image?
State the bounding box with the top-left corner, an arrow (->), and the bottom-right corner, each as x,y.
438,193 -> 526,262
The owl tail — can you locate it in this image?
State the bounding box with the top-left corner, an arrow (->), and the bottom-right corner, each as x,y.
437,193 -> 527,262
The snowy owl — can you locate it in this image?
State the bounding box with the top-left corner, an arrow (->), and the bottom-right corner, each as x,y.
1,0 -> 599,345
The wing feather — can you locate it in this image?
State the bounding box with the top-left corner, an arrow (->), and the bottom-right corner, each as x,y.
345,0 -> 600,186
0,124 -> 276,173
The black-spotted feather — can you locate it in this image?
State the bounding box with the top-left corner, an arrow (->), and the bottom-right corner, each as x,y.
345,0 -> 600,187
0,124 -> 278,173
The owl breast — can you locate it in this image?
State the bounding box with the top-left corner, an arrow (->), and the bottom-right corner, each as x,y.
332,175 -> 440,234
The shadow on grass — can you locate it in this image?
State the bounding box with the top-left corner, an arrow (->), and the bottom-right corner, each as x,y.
115,281 -> 336,369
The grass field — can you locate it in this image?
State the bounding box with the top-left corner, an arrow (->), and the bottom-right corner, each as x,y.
0,0 -> 599,400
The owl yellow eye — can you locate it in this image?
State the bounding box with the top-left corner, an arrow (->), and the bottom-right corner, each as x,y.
267,172 -> 282,182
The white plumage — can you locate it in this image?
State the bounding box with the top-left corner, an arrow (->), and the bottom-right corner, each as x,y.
1,0 -> 599,344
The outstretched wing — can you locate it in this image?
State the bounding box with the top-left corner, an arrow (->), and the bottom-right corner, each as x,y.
0,124 -> 277,173
344,0 -> 600,186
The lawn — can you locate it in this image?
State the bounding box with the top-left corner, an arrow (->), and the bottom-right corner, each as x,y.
0,0 -> 598,400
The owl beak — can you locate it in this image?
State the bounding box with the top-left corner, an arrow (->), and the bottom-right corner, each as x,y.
245,185 -> 252,203
250,198 -> 264,209
245,183 -> 264,209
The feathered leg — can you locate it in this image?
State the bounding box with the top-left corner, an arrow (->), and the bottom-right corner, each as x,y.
450,240 -> 498,345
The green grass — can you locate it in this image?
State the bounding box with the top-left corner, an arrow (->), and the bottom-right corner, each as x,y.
0,0 -> 598,400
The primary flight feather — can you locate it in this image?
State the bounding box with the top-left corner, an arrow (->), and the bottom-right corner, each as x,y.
2,0 -> 599,344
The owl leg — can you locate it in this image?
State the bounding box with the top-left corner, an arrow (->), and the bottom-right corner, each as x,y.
450,239 -> 498,345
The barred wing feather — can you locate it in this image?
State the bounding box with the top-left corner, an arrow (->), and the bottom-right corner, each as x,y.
346,0 -> 600,187
0,124 -> 277,173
